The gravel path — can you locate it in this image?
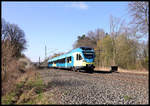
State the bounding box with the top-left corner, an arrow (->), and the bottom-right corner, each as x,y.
37,68 -> 149,104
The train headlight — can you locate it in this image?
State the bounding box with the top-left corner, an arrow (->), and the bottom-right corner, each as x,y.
82,61 -> 86,66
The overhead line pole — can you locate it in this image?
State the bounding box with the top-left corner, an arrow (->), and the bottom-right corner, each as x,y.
45,45 -> 47,60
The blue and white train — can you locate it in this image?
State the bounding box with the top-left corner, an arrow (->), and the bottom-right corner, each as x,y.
48,47 -> 95,72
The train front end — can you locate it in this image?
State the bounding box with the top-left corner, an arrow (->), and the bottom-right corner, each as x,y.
80,47 -> 95,71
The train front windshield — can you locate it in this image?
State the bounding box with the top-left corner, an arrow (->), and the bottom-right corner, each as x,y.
83,52 -> 94,59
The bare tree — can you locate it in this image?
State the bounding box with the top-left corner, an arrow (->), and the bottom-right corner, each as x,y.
109,15 -> 131,66
2,18 -> 26,57
73,34 -> 95,49
128,1 -> 149,35
109,15 -> 121,65
73,29 -> 106,49
87,29 -> 105,45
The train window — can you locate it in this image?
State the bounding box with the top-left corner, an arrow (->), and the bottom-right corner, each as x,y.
57,59 -> 60,63
76,54 -> 82,60
63,59 -> 65,63
48,62 -> 52,64
59,58 -> 65,63
76,54 -> 78,60
83,52 -> 94,59
80,47 -> 93,50
67,57 -> 69,63
70,57 -> 71,61
67,57 -> 71,63
63,58 -> 65,63
59,59 -> 61,63
79,54 -> 82,60
67,58 -> 69,63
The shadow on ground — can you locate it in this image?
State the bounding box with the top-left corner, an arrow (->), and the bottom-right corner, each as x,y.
45,79 -> 86,89
93,70 -> 119,74
36,66 -> 119,74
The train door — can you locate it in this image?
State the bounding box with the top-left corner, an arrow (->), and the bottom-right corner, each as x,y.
73,52 -> 83,67
65,58 -> 67,68
66,56 -> 72,68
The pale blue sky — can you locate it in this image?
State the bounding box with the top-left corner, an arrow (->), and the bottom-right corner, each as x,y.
2,2 -> 131,62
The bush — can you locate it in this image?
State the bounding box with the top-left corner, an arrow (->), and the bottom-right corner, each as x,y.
2,60 -> 21,96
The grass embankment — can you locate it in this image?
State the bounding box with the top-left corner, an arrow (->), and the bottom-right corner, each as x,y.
2,69 -> 55,104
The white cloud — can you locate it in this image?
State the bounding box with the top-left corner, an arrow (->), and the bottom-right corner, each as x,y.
66,2 -> 88,10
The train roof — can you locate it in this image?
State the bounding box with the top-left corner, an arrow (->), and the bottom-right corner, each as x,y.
48,47 -> 94,62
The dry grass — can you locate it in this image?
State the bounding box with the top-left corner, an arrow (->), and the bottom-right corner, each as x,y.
1,53 -> 56,104
2,67 -> 41,104
2,55 -> 37,96
95,67 -> 148,74
2,60 -> 21,96
94,67 -> 111,71
117,67 -> 148,74
1,66 -> 56,104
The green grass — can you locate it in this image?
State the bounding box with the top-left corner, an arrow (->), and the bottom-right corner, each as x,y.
16,81 -> 25,89
2,92 -> 16,104
26,76 -> 44,94
2,73 -> 45,104
2,72 -> 57,104
123,95 -> 132,101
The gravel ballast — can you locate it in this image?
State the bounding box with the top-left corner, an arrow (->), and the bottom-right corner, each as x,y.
37,68 -> 149,104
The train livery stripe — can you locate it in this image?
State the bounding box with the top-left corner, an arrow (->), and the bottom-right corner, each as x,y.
82,62 -> 94,66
